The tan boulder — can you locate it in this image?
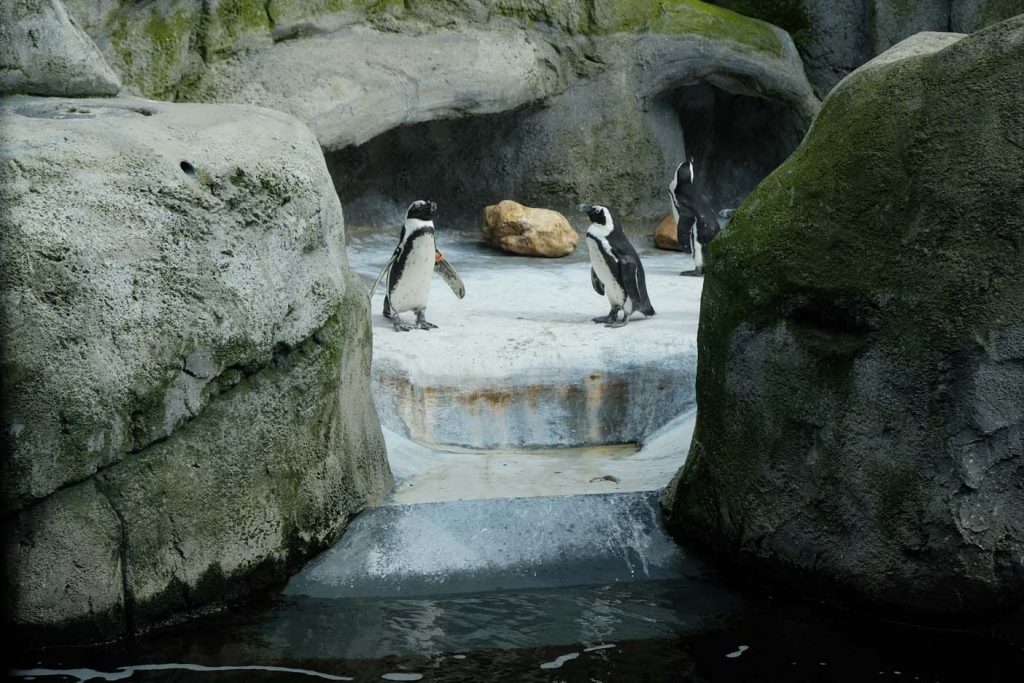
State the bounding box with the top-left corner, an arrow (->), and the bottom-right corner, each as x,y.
482,200 -> 577,257
654,214 -> 683,251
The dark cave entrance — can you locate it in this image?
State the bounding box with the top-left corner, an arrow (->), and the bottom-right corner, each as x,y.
325,107 -> 545,234
657,81 -> 807,212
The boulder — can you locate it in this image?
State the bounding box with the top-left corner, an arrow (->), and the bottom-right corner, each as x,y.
52,2 -> 820,231
0,95 -> 391,643
708,0 -> 1024,93
663,19 -> 1024,624
655,214 -> 684,251
191,26 -> 566,152
0,0 -> 121,96
482,201 -> 577,258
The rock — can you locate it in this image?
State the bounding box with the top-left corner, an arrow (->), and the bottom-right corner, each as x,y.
326,19 -> 817,229
0,95 -> 391,643
708,0 -> 1024,94
0,0 -> 121,96
52,2 -> 819,230
482,201 -> 577,258
855,31 -> 966,72
663,20 -> 1024,622
655,214 -> 684,251
191,27 -> 566,153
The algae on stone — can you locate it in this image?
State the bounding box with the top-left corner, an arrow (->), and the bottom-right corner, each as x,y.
663,22 -> 1024,619
1,95 -> 391,643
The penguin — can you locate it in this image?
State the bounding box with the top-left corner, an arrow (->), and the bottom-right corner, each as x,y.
667,164 -> 692,256
669,158 -> 720,276
580,204 -> 656,328
373,199 -> 465,332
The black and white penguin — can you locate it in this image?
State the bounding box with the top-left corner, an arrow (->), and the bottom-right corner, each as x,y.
375,199 -> 464,332
580,204 -> 656,328
669,159 -> 720,276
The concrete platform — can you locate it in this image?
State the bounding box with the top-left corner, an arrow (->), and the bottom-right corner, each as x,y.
383,409 -> 695,505
348,230 -> 703,450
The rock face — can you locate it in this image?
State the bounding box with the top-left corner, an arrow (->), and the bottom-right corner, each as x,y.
60,1 -> 819,231
709,0 -> 1024,93
655,214 -> 684,251
482,201 -> 577,257
663,21 -> 1024,622
0,0 -> 121,96
0,96 -> 392,643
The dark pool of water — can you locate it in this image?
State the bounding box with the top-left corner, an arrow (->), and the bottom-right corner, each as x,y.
10,576 -> 1021,682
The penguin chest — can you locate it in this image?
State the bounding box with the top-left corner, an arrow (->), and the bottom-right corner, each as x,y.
586,237 -> 625,307
690,220 -> 704,269
389,233 -> 436,312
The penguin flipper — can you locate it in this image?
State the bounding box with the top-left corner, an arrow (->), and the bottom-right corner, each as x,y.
369,251 -> 398,300
434,256 -> 465,299
618,255 -> 656,317
590,268 -> 605,296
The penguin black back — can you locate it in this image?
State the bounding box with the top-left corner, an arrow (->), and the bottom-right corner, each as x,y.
671,159 -> 719,247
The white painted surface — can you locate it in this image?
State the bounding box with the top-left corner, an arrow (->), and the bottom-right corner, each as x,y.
350,232 -> 704,449
383,409 -> 695,505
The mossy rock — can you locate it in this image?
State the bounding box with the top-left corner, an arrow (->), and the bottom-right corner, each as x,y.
663,19 -> 1024,621
1,95 -> 391,643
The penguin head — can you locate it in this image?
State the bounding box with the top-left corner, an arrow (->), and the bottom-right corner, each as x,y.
578,204 -> 611,226
674,158 -> 695,186
406,199 -> 437,221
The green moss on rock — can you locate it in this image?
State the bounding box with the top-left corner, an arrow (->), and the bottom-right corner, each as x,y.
107,2 -> 202,99
663,19 -> 1024,618
598,0 -> 786,55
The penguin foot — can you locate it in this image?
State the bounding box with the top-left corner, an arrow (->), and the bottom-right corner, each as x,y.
679,269 -> 703,277
392,318 -> 413,332
592,315 -> 615,324
605,319 -> 629,329
414,311 -> 437,330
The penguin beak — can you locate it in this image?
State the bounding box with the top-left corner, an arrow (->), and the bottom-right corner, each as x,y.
576,203 -> 592,215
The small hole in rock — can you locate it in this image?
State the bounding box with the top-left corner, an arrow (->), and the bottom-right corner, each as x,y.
180,161 -> 197,178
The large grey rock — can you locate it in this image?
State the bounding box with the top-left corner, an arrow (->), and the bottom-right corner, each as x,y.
709,0 -> 1024,93
54,1 -> 818,229
316,19 -> 818,229
0,0 -> 121,96
190,26 -> 567,152
0,96 -> 392,642
663,19 -> 1024,622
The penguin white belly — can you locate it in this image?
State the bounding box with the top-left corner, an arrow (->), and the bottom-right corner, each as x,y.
390,234 -> 435,312
690,220 -> 704,270
586,238 -> 626,308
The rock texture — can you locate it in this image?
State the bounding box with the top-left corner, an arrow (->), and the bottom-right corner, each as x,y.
0,0 -> 121,96
60,1 -> 819,230
655,214 -> 684,251
328,17 -> 816,229
482,201 -> 577,257
709,0 -> 1024,93
663,20 -> 1024,622
1,96 -> 391,643
191,26 -> 565,154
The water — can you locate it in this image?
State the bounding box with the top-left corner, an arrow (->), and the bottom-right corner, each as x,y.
285,493 -> 687,598
11,577 -> 1021,682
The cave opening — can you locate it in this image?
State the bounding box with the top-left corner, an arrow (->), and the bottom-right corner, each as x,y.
325,107 -> 547,233
657,80 -> 807,213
